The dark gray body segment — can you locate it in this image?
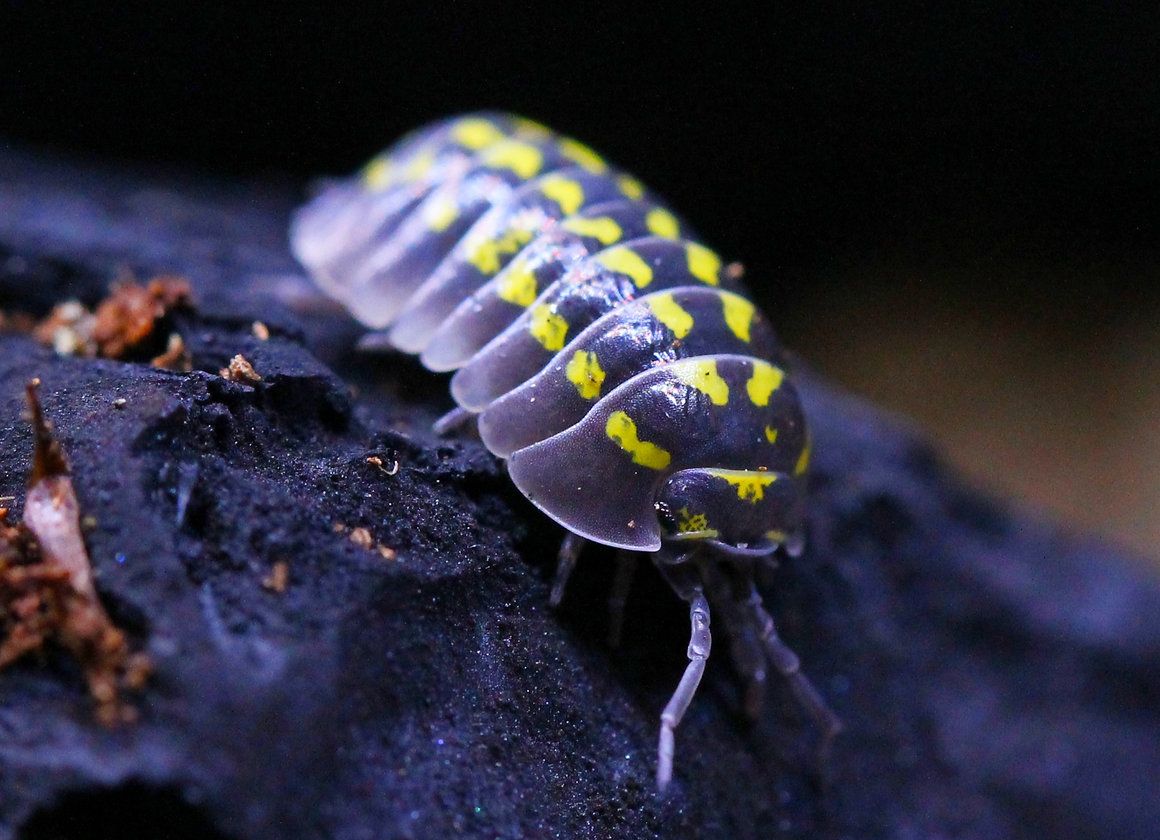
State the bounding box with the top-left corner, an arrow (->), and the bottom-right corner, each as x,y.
450,237 -> 741,411
419,198 -> 692,370
479,287 -> 780,456
507,354 -> 807,550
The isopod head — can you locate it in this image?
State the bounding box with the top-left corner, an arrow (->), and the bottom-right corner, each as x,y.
654,467 -> 806,554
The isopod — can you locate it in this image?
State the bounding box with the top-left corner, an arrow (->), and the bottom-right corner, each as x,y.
291,112 -> 841,790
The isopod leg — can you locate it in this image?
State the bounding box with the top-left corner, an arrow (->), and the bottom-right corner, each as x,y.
606,551 -> 638,648
432,406 -> 475,437
656,590 -> 711,792
746,587 -> 843,764
550,533 -> 586,607
701,564 -> 768,719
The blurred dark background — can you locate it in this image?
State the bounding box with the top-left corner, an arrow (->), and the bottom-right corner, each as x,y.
2,5 -> 1157,557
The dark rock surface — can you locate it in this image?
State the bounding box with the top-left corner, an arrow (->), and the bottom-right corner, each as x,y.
1,143 -> 1157,840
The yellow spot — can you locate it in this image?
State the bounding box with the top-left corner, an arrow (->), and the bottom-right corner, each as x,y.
481,141 -> 545,179
540,175 -> 585,215
671,359 -> 729,406
560,216 -> 622,245
605,411 -> 671,470
512,116 -> 551,138
425,197 -> 458,233
565,350 -> 606,400
362,157 -> 393,189
721,292 -> 755,342
529,304 -> 569,351
558,137 -> 607,173
595,246 -> 653,287
617,175 -> 645,200
451,118 -> 505,150
466,226 -> 535,275
645,207 -> 680,239
676,507 -> 716,536
794,432 -> 812,476
686,242 -> 722,286
711,470 -> 777,503
495,259 -> 539,307
401,149 -> 436,182
645,293 -> 694,339
746,361 -> 784,407
764,425 -> 779,443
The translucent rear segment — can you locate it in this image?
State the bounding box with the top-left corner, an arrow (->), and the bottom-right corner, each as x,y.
386,171 -> 662,355
291,112 -> 542,300
334,136 -> 591,328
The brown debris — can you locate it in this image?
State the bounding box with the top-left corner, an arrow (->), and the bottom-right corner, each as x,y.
220,354 -> 262,384
33,275 -> 193,362
92,276 -> 192,358
251,321 -> 270,341
725,261 -> 746,281
345,525 -> 397,560
366,455 -> 401,476
0,308 -> 37,334
33,300 -> 94,356
0,381 -> 152,725
150,333 -> 193,372
348,527 -> 374,550
261,561 -> 290,594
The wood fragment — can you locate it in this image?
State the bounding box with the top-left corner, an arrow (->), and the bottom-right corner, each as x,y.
220,354 -> 262,384
0,380 -> 152,725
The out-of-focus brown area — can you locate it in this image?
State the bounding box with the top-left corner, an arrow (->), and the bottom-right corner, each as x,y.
785,261 -> 1159,561
30,276 -> 193,366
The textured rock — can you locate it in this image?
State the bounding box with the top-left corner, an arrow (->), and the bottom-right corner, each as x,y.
0,143 -> 1157,840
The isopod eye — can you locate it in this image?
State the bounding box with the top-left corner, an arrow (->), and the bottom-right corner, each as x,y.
656,468 -> 805,551
653,499 -> 680,535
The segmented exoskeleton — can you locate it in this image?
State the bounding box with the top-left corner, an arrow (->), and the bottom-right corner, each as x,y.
291,112 -> 841,790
